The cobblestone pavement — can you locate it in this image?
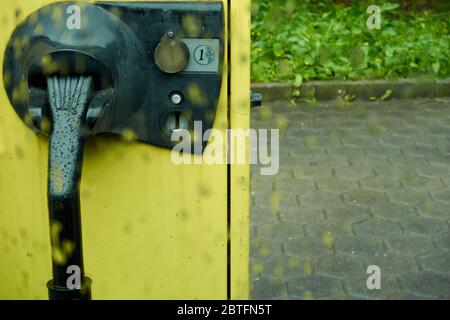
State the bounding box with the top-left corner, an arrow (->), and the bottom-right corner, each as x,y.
250,98 -> 450,300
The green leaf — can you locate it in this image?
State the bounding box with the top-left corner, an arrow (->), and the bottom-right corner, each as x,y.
381,3 -> 400,11
380,89 -> 392,101
294,74 -> 303,87
273,43 -> 284,58
344,94 -> 356,102
432,62 -> 440,74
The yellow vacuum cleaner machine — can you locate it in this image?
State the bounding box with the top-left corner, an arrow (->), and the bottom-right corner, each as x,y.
0,0 -> 250,300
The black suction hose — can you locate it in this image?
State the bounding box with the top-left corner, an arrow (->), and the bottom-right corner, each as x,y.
46,76 -> 93,300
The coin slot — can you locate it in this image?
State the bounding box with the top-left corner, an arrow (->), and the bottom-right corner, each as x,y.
161,109 -> 190,136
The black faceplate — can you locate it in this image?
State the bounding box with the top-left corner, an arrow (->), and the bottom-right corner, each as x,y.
97,2 -> 224,151
3,2 -> 224,152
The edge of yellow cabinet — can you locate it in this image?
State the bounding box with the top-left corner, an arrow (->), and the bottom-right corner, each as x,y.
229,0 -> 251,300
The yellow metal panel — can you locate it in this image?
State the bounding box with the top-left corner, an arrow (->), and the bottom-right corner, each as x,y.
229,0 -> 251,300
0,0 -> 237,300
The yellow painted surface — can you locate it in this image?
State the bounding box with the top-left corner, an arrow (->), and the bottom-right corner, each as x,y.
229,0 -> 250,300
0,0 -> 249,299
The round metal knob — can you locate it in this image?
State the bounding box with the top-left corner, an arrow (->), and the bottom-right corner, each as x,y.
154,34 -> 190,74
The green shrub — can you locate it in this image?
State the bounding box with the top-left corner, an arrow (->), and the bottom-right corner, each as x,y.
251,0 -> 449,82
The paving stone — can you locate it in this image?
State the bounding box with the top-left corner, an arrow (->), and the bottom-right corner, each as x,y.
286,127 -> 327,139
326,146 -> 367,158
316,177 -> 357,194
400,175 -> 445,190
325,206 -> 372,223
335,236 -> 385,258
401,144 -> 441,157
342,189 -> 388,207
389,155 -> 431,167
364,144 -> 402,158
250,168 -> 275,183
251,206 -> 278,226
335,166 -> 376,180
314,254 -> 365,278
419,125 -> 450,137
257,221 -> 304,241
302,134 -> 342,149
401,116 -> 439,128
288,274 -> 345,299
371,201 -> 418,220
385,234 -> 435,256
302,156 -> 350,169
427,152 -> 450,166
349,155 -> 391,167
284,237 -> 334,260
305,221 -> 355,239
280,206 -> 325,224
353,219 -> 403,238
251,254 -> 316,281
402,216 -> 448,235
269,168 -> 293,181
251,236 -> 283,261
250,170 -> 278,182
273,178 -> 315,196
299,190 -> 343,210
434,233 -> 450,251
314,115 -> 351,128
338,117 -> 368,128
345,276 -> 402,300
289,147 -> 328,158
292,166 -> 334,181
414,139 -> 450,156
393,125 -> 426,137
254,191 -> 298,211
251,276 -> 288,300
416,136 -> 449,147
418,199 -> 450,219
382,109 -> 416,122
251,185 -> 275,205
365,121 -> 389,136
435,144 -> 450,156
278,143 -> 294,158
375,161 -> 418,174
430,188 -> 450,203
416,164 -> 450,178
420,252 -> 450,275
387,188 -> 431,206
343,136 -> 381,148
379,135 -> 415,147
399,272 -> 450,298
360,176 -> 402,191
363,255 -> 420,276
374,117 -> 407,130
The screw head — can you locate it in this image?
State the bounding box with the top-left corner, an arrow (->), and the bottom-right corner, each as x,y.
170,92 -> 183,105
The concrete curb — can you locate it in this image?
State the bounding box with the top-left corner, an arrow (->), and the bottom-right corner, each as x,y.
251,79 -> 450,102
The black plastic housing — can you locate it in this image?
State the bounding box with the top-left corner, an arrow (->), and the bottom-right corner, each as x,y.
3,1 -> 224,151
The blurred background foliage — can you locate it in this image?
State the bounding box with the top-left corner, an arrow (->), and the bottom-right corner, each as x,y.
251,0 -> 449,83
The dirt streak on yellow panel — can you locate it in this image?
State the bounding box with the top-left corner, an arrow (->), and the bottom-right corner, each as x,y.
0,0 -> 242,300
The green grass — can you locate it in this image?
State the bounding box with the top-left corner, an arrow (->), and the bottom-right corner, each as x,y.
251,0 -> 449,83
